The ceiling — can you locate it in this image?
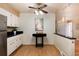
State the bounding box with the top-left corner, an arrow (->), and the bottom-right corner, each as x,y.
10,3 -> 68,13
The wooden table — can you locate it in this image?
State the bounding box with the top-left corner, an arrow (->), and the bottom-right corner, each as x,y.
32,33 -> 47,47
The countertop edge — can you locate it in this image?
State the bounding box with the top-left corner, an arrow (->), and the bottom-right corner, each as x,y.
7,33 -> 23,38
54,33 -> 76,40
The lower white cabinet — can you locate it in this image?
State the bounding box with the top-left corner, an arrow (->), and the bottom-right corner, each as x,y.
54,34 -> 75,56
7,34 -> 23,56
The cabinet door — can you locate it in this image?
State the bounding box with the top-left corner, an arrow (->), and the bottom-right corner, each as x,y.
7,43 -> 16,56
18,36 -> 22,46
7,13 -> 12,26
54,35 -> 75,56
11,14 -> 19,27
16,36 -> 21,48
7,37 -> 16,55
7,12 -> 18,27
7,44 -> 13,55
7,13 -> 15,27
7,35 -> 23,55
11,14 -> 15,27
15,16 -> 19,27
15,37 -> 19,48
15,35 -> 23,48
19,35 -> 23,44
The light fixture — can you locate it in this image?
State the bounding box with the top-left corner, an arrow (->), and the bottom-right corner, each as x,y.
39,11 -> 44,15
35,10 -> 44,15
35,10 -> 39,15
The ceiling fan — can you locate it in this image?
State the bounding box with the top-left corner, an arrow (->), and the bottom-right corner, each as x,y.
28,3 -> 48,14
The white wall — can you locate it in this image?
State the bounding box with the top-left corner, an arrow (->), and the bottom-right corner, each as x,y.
18,13 -> 55,45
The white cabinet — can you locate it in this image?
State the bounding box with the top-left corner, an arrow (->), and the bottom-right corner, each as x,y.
7,34 -> 23,56
13,14 -> 19,27
15,35 -> 22,48
7,37 -> 17,56
54,34 -> 75,56
0,8 -> 19,27
7,13 -> 12,26
7,13 -> 19,27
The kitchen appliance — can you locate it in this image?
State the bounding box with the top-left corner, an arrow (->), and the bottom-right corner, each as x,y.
0,14 -> 7,56
12,28 -> 17,35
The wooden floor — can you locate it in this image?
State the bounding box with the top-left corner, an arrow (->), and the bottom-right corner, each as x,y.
11,45 -> 61,56
75,40 -> 79,56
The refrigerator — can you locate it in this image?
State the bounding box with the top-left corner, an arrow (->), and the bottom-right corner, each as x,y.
0,14 -> 7,56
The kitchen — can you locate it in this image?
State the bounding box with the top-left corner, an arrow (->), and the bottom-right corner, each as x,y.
0,4 -> 23,56
0,3 -> 79,56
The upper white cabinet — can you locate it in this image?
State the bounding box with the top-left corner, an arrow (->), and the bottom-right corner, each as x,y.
14,14 -> 19,27
9,13 -> 19,27
7,12 -> 19,27
0,8 -> 19,27
7,12 -> 12,26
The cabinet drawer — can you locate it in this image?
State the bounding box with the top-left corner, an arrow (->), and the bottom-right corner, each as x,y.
7,37 -> 16,42
7,40 -> 16,46
7,42 -> 16,55
7,34 -> 23,55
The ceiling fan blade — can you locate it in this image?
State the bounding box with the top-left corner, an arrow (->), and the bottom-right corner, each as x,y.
28,6 -> 37,9
41,10 -> 48,13
36,3 -> 47,9
39,4 -> 47,9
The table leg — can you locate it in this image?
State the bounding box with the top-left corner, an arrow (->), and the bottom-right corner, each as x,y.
42,37 -> 43,47
36,37 -> 37,47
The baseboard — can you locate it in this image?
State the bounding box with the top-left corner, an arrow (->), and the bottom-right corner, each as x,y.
22,43 -> 54,46
53,45 -> 63,56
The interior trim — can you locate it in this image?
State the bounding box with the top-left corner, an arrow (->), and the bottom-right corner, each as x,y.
54,33 -> 76,40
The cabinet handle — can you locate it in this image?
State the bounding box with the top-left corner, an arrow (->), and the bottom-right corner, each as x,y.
10,42 -> 14,45
11,24 -> 12,26
72,41 -> 75,43
10,43 -> 12,45
16,46 -> 17,47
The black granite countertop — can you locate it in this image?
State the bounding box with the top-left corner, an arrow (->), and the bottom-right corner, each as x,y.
54,33 -> 76,40
7,31 -> 23,38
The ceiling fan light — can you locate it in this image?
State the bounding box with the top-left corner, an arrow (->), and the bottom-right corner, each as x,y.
35,10 -> 39,15
39,11 -> 44,15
